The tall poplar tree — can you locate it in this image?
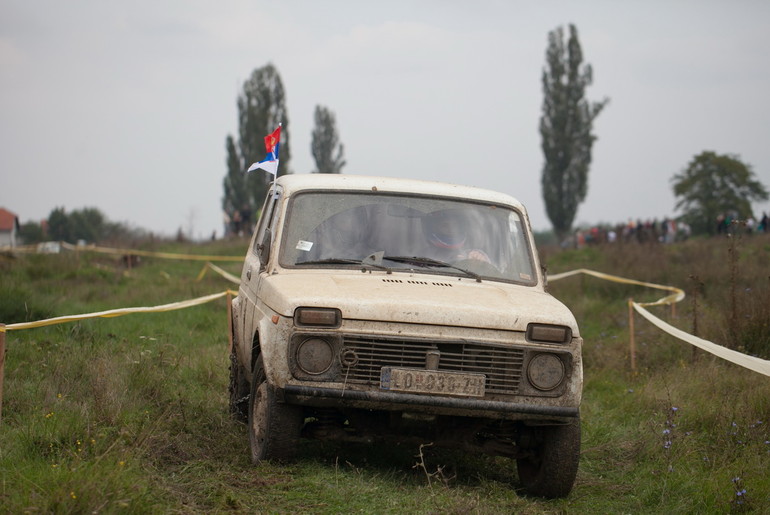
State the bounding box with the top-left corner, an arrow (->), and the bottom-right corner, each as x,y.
222,63 -> 290,232
222,135 -> 248,231
311,105 -> 346,174
540,24 -> 608,241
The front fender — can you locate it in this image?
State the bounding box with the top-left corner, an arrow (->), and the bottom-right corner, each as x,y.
250,302 -> 294,387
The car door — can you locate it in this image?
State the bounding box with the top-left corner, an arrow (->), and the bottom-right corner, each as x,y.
237,184 -> 283,369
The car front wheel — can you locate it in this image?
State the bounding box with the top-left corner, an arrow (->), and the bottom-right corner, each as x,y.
516,417 -> 581,498
248,355 -> 303,463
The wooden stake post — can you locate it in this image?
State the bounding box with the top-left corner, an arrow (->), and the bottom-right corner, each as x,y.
0,324 -> 5,425
226,293 -> 233,354
628,299 -> 636,373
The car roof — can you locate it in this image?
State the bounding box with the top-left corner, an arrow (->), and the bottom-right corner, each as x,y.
274,174 -> 527,211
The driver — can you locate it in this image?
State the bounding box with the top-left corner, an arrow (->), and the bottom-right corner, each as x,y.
422,209 -> 491,263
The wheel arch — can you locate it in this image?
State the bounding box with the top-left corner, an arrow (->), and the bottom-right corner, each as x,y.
250,330 -> 261,373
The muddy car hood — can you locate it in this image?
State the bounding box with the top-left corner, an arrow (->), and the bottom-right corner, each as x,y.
258,271 -> 579,334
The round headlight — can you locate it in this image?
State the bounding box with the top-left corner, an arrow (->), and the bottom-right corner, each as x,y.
527,353 -> 565,391
296,337 -> 334,375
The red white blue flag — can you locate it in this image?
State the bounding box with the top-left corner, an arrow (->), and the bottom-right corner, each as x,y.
247,125 -> 281,175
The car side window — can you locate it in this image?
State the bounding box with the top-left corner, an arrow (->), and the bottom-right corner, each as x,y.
252,186 -> 282,257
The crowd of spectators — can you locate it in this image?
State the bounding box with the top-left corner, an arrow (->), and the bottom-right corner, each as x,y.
716,212 -> 769,235
570,212 -> 769,249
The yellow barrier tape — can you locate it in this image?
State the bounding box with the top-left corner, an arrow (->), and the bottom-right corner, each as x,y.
196,262 -> 241,284
548,268 -> 769,377
3,242 -> 243,261
0,291 -> 233,332
3,259 -> 766,377
60,242 -> 243,262
633,303 -> 770,377
548,268 -> 685,306
0,244 -> 38,253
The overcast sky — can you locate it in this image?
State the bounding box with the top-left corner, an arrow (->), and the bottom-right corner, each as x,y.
2,1 -> 769,239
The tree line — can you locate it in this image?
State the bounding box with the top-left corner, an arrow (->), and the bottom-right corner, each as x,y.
17,207 -> 149,245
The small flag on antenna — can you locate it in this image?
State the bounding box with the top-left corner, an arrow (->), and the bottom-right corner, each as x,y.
247,125 -> 281,175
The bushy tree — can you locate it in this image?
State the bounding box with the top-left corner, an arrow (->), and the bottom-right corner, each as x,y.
45,207 -> 109,243
47,207 -> 71,242
672,151 -> 768,235
311,105 -> 346,174
222,63 -> 291,234
69,207 -> 106,242
540,24 -> 608,242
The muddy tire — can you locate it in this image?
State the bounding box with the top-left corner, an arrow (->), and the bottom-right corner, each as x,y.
228,348 -> 250,422
248,355 -> 303,463
516,417 -> 580,498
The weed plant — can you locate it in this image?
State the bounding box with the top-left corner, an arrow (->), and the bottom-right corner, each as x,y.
0,235 -> 768,513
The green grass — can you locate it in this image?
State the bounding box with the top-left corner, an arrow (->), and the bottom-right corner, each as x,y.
1,235 -> 769,513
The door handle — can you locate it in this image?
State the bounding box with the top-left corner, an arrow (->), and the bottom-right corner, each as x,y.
246,268 -> 252,280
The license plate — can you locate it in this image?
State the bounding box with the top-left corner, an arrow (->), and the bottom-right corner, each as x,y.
380,367 -> 486,398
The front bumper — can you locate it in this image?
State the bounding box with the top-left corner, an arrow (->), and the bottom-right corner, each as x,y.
282,384 -> 579,423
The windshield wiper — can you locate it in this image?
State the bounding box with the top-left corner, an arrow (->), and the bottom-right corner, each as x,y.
296,258 -> 392,273
382,255 -> 482,282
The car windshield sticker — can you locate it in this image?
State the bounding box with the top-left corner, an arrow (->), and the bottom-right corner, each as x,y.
296,240 -> 314,251
508,212 -> 521,234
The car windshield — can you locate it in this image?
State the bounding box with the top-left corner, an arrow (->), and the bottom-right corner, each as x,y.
279,191 -> 537,284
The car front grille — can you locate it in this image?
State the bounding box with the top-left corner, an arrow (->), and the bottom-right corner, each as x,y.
341,335 -> 525,395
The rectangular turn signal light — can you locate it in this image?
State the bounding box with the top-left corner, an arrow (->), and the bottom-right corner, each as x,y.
294,307 -> 341,327
526,323 -> 571,344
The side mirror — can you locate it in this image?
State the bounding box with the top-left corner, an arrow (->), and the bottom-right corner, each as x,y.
257,228 -> 272,270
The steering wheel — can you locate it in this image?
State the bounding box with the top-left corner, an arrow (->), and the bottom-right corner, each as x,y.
453,258 -> 500,276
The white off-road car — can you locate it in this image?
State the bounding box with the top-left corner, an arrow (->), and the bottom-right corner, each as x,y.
229,174 -> 583,498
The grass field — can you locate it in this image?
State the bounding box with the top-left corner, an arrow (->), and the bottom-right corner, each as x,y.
1,235 -> 769,513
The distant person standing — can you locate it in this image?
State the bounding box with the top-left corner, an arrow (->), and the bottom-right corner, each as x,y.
716,214 -> 727,234
231,210 -> 242,236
